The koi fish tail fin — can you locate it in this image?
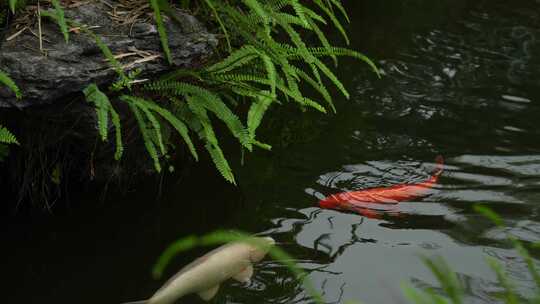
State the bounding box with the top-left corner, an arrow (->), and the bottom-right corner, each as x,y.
434,155 -> 444,176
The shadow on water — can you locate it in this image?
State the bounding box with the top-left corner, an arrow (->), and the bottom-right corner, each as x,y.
3,0 -> 540,303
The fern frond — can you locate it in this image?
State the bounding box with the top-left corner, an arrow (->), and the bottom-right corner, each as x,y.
0,69 -> 21,99
127,100 -> 162,172
287,0 -> 309,27
51,0 -> 69,43
186,95 -> 235,184
203,0 -> 232,52
303,6 -> 327,25
149,0 -> 173,65
138,101 -> 167,155
83,84 -> 110,141
247,93 -> 272,139
9,0 -> 17,13
83,84 -> 124,159
256,52 -> 277,97
303,46 -> 381,77
206,142 -> 235,184
134,97 -> 199,161
214,73 -> 326,113
191,91 -> 252,151
241,0 -> 270,30
313,57 -> 349,99
312,0 -> 349,44
145,81 -> 252,150
293,66 -> 335,113
108,106 -> 124,160
272,12 -> 311,29
205,45 -> 259,74
305,17 -> 337,66
327,0 -> 350,23
81,28 -> 127,80
0,125 -> 19,145
273,13 -> 313,64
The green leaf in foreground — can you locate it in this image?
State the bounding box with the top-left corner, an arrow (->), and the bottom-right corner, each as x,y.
152,230 -> 325,304
473,204 -> 503,227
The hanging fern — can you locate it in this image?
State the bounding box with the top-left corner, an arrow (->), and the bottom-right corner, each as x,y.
0,125 -> 19,145
62,0 -> 379,183
149,0 -> 173,64
120,95 -> 199,172
0,69 -> 21,99
83,84 -> 124,160
9,0 -> 18,13
186,95 -> 236,184
0,70 -> 20,146
51,0 -> 69,43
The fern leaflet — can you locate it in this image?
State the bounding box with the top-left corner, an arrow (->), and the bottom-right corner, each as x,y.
51,0 -> 69,43
0,125 -> 19,145
0,69 -> 22,99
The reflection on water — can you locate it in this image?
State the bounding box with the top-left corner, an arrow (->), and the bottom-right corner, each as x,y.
234,0 -> 540,303
3,0 -> 540,303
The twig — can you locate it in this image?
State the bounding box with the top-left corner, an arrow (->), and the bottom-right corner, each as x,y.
37,0 -> 43,53
6,27 -> 28,41
121,54 -> 161,69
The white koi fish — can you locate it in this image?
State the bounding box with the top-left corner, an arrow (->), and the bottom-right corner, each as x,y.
123,236 -> 275,304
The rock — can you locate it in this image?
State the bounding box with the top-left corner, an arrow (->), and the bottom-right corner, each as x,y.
0,2 -> 218,202
0,1 -> 218,107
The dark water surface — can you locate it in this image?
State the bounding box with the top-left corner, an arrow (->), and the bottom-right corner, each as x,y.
3,0 -> 540,303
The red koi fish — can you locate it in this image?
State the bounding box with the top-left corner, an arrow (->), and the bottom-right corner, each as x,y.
319,156 -> 444,218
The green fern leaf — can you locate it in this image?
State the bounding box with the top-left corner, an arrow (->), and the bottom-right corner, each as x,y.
247,93 -> 272,139
127,101 -> 162,173
51,0 -> 69,43
0,69 -> 21,99
289,0 -> 310,27
293,66 -> 335,113
83,29 -> 127,80
108,106 -> 124,160
136,97 -> 199,161
138,101 -> 167,155
205,45 -> 259,74
305,17 -> 337,66
327,0 -> 350,23
259,52 -> 277,97
145,81 -> 252,150
305,46 -> 380,77
203,0 -> 232,52
149,0 -> 173,65
206,142 -> 235,184
195,92 -> 252,151
303,6 -> 327,24
0,125 -> 19,145
187,96 -> 235,184
84,84 -> 124,159
83,84 -> 110,141
242,0 -> 270,27
312,0 -> 350,44
315,58 -> 349,98
9,0 -> 17,13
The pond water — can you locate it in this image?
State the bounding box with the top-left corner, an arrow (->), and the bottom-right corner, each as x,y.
3,0 -> 540,303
